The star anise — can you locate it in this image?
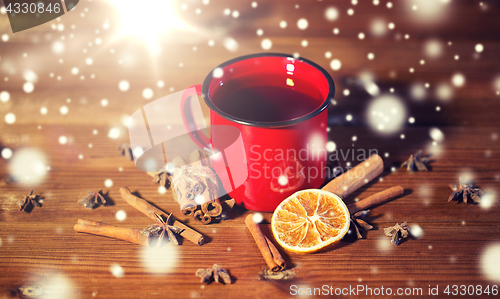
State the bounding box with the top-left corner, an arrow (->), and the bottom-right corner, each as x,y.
16,285 -> 43,299
350,210 -> 374,239
18,190 -> 42,212
117,143 -> 133,161
259,268 -> 296,281
143,213 -> 183,247
148,171 -> 171,188
384,222 -> 409,245
196,264 -> 232,284
401,150 -> 429,171
448,177 -> 483,204
78,189 -> 106,208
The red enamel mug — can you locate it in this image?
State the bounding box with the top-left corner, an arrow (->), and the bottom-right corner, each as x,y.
181,53 -> 335,212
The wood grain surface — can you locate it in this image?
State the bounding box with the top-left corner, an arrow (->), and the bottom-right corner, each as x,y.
1,1 -> 500,298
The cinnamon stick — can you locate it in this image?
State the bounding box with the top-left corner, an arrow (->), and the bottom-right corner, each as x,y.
74,219 -> 150,246
183,206 -> 197,218
347,186 -> 405,215
201,199 -> 223,217
119,187 -> 204,245
194,209 -> 212,224
245,214 -> 286,272
265,236 -> 286,269
322,154 -> 384,199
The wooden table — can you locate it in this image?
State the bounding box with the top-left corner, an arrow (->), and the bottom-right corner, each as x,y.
1,1 -> 500,298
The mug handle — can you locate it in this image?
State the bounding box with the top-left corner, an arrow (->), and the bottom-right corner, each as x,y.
180,84 -> 211,149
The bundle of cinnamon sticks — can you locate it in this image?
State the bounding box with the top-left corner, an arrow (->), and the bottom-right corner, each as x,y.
169,150 -> 225,224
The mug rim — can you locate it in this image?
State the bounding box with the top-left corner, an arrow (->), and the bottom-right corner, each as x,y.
201,52 -> 335,128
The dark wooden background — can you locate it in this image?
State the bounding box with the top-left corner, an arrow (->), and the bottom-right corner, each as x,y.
1,0 -> 500,298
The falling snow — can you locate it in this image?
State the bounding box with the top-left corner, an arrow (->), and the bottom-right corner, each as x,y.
330,59 -> 342,71
1,148 -> 13,159
60,106 -> 69,115
367,95 -> 406,134
59,136 -> 68,145
479,191 -> 495,209
4,113 -> 15,124
115,210 -> 127,221
223,37 -> 239,52
119,80 -> 130,91
252,213 -> 264,223
108,128 -> 121,139
297,18 -> 308,30
435,83 -> 454,101
370,19 -> 387,37
213,67 -> 224,78
475,43 -> 484,53
410,82 -> 427,101
325,7 -> 339,21
104,179 -> 113,188
23,82 -> 34,93
424,39 -> 444,58
110,264 -> 125,278
481,243 -> 500,283
141,244 -> 179,274
261,39 -> 272,50
142,88 -> 154,99
326,141 -> 336,152
451,72 -> 466,87
8,148 -> 48,186
0,91 -> 10,102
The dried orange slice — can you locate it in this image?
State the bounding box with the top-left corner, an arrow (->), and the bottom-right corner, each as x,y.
271,189 -> 350,253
